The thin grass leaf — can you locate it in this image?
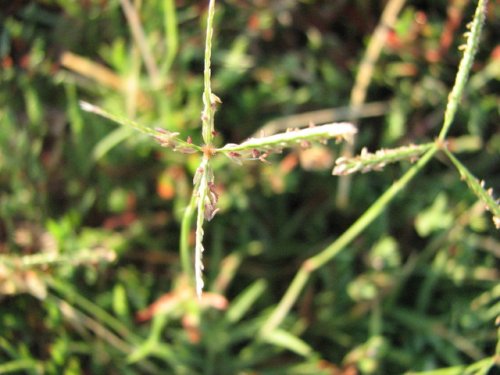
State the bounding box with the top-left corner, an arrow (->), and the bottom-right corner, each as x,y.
404,357 -> 494,375
261,329 -> 313,357
444,149 -> 499,229
119,0 -> 160,86
218,122 -> 356,155
93,126 -> 134,161
47,277 -> 141,343
226,279 -> 267,324
333,143 -> 433,176
161,0 -> 178,75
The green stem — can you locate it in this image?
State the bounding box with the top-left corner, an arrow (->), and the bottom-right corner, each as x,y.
260,146 -> 437,334
47,277 -> 142,344
119,0 -> 160,87
312,147 -> 436,270
161,0 -> 178,75
259,267 -> 310,337
0,359 -> 41,374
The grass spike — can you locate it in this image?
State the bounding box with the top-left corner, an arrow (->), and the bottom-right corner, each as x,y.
218,122 -> 356,154
333,143 -> 434,176
201,0 -> 217,145
438,0 -> 488,141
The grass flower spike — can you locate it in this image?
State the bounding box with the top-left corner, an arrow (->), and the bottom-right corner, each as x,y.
333,143 -> 433,176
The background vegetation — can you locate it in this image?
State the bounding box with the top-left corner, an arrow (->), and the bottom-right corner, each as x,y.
0,0 -> 498,374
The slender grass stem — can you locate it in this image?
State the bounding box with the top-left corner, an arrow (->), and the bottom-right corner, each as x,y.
259,267 -> 310,337
312,147 -> 436,270
350,0 -> 407,109
443,148 -> 499,228
47,277 -> 142,344
161,0 -> 178,75
404,357 -> 495,375
119,0 -> 161,88
260,146 -> 437,334
0,358 -> 41,374
48,294 -> 134,354
261,0 -> 490,334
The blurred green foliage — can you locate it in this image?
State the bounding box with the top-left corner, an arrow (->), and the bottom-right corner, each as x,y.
0,1 -> 498,374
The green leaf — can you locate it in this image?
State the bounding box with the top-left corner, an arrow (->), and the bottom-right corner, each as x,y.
261,329 -> 313,357
226,279 -> 267,323
415,193 -> 454,237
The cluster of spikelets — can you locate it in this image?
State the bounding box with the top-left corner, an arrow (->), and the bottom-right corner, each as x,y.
81,98 -> 359,296
81,0 -> 498,299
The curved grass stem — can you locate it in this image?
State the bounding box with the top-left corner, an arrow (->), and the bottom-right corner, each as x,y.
260,146 -> 437,334
217,123 -> 356,153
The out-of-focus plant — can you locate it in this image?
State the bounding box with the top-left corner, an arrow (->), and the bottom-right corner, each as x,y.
1,0 -> 498,374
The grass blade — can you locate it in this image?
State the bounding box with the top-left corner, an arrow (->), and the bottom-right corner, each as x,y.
80,101 -> 201,153
261,329 -> 313,357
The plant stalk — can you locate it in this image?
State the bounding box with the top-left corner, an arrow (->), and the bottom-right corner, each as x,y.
260,146 -> 437,334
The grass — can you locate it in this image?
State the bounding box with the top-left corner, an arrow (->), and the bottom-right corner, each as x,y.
0,0 -> 498,374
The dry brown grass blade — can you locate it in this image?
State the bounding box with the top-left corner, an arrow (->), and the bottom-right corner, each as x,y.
60,51 -> 151,108
337,0 -> 407,208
